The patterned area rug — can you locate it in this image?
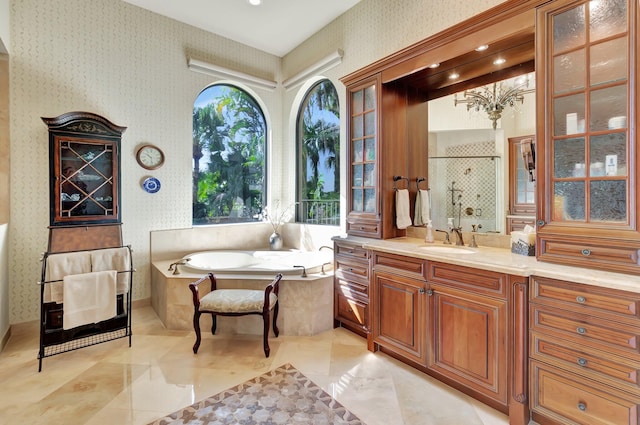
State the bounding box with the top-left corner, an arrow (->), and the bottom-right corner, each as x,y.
148,363 -> 365,425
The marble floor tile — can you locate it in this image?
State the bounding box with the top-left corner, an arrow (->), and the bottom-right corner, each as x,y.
0,305 -> 510,425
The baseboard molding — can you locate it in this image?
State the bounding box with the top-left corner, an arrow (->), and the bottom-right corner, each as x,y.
132,297 -> 151,308
0,325 -> 11,353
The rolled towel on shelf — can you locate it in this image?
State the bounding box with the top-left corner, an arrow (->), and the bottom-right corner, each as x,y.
395,189 -> 412,230
63,270 -> 117,330
414,189 -> 431,226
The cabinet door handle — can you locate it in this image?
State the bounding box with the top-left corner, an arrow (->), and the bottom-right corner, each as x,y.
577,357 -> 587,367
427,289 -> 433,296
581,249 -> 591,256
419,288 -> 425,294
577,402 -> 587,412
537,220 -> 545,227
576,295 -> 586,304
576,327 -> 587,335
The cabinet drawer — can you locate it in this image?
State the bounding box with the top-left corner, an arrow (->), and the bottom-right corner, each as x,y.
346,219 -> 380,238
531,304 -> 640,359
334,241 -> 369,260
531,360 -> 640,425
372,251 -> 426,280
531,331 -> 640,395
335,290 -> 368,329
538,238 -> 640,273
428,261 -> 506,298
531,276 -> 640,324
335,276 -> 368,297
335,257 -> 369,282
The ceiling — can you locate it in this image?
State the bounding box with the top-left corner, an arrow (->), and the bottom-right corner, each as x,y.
122,0 -> 362,57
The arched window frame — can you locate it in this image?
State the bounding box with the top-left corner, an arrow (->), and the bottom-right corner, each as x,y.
192,83 -> 268,225
294,79 -> 341,225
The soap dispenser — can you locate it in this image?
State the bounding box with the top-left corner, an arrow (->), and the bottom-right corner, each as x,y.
425,220 -> 435,243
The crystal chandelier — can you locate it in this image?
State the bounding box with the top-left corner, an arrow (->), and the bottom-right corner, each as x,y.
454,78 -> 534,129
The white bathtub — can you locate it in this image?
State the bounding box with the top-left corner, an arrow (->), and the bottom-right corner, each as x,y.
180,249 -> 333,275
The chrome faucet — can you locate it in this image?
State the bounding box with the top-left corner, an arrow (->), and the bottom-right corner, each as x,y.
435,229 -> 452,244
319,245 -> 334,252
321,262 -> 332,274
451,227 -> 465,246
168,258 -> 190,275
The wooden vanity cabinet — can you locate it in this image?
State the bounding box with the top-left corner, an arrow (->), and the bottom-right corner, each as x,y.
333,239 -> 371,340
341,73 -> 428,239
427,262 -> 510,410
529,275 -> 640,425
535,0 -> 640,274
370,251 -> 428,365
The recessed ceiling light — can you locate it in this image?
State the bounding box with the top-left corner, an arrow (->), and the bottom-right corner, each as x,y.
449,73 -> 459,80
493,58 -> 506,65
248,0 -> 262,5
429,63 -> 440,69
475,45 -> 489,52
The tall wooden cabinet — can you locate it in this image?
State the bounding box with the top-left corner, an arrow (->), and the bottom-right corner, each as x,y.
535,0 -> 640,274
341,74 -> 428,239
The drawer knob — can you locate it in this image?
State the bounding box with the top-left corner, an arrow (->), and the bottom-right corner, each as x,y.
577,357 -> 587,367
577,402 -> 587,412
577,327 -> 587,335
419,288 -> 425,294
537,220 -> 545,226
581,249 -> 591,256
427,289 -> 434,296
576,296 -> 586,304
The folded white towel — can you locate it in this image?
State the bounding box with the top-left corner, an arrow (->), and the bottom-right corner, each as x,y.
90,247 -> 131,294
414,189 -> 431,226
44,251 -> 92,303
63,270 -> 117,330
395,189 -> 412,230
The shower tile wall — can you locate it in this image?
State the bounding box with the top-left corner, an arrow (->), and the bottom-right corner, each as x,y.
429,139 -> 498,232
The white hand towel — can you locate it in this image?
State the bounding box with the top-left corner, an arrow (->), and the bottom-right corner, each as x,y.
414,189 -> 431,226
63,270 -> 117,330
44,251 -> 92,303
91,247 -> 131,294
395,189 -> 412,230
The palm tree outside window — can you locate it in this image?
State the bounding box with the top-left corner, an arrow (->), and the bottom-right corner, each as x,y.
296,80 -> 340,225
192,84 -> 266,225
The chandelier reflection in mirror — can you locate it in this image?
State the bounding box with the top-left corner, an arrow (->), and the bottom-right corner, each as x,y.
454,74 -> 535,129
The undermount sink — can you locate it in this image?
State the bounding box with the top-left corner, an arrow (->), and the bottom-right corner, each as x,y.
419,245 -> 477,254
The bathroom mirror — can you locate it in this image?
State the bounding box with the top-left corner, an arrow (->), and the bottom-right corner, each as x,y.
426,73 -> 536,234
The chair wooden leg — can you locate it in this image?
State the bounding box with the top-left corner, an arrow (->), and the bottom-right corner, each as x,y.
192,311 -> 202,354
211,313 -> 217,335
272,302 -> 280,337
263,311 -> 270,358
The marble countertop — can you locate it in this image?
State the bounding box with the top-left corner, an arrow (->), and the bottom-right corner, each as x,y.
338,236 -> 640,294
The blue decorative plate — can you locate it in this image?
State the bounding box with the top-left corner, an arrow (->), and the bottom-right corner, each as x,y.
142,177 -> 161,193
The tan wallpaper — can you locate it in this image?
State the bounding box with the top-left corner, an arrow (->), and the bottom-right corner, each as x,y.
8,0 -> 505,323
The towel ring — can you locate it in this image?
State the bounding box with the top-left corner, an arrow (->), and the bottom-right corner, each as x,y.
393,175 -> 409,191
416,177 -> 430,191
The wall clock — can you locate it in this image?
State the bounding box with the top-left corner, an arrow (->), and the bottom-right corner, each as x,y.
136,144 -> 165,170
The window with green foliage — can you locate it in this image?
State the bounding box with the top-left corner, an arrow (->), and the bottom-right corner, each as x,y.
296,80 -> 340,225
192,85 -> 266,225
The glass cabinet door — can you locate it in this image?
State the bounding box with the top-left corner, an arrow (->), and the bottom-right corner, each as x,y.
57,137 -> 115,220
350,82 -> 377,214
548,0 -> 629,225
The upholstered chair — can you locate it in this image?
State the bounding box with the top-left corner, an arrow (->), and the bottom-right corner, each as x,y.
189,272 -> 283,358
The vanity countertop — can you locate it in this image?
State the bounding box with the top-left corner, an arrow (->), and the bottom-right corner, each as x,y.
338,236 -> 640,294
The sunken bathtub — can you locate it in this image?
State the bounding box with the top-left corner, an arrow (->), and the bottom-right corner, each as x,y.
150,249 -> 334,336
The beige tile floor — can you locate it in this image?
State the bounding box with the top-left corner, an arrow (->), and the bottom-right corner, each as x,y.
0,305 -> 510,425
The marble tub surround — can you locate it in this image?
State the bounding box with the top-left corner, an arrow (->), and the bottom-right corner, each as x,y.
151,260 -> 333,336
350,236 -> 640,293
150,223 -> 341,262
0,305 -> 508,425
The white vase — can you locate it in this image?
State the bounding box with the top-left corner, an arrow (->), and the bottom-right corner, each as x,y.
269,232 -> 283,250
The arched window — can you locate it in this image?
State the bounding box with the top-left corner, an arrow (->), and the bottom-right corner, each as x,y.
296,80 -> 340,225
192,84 -> 266,225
